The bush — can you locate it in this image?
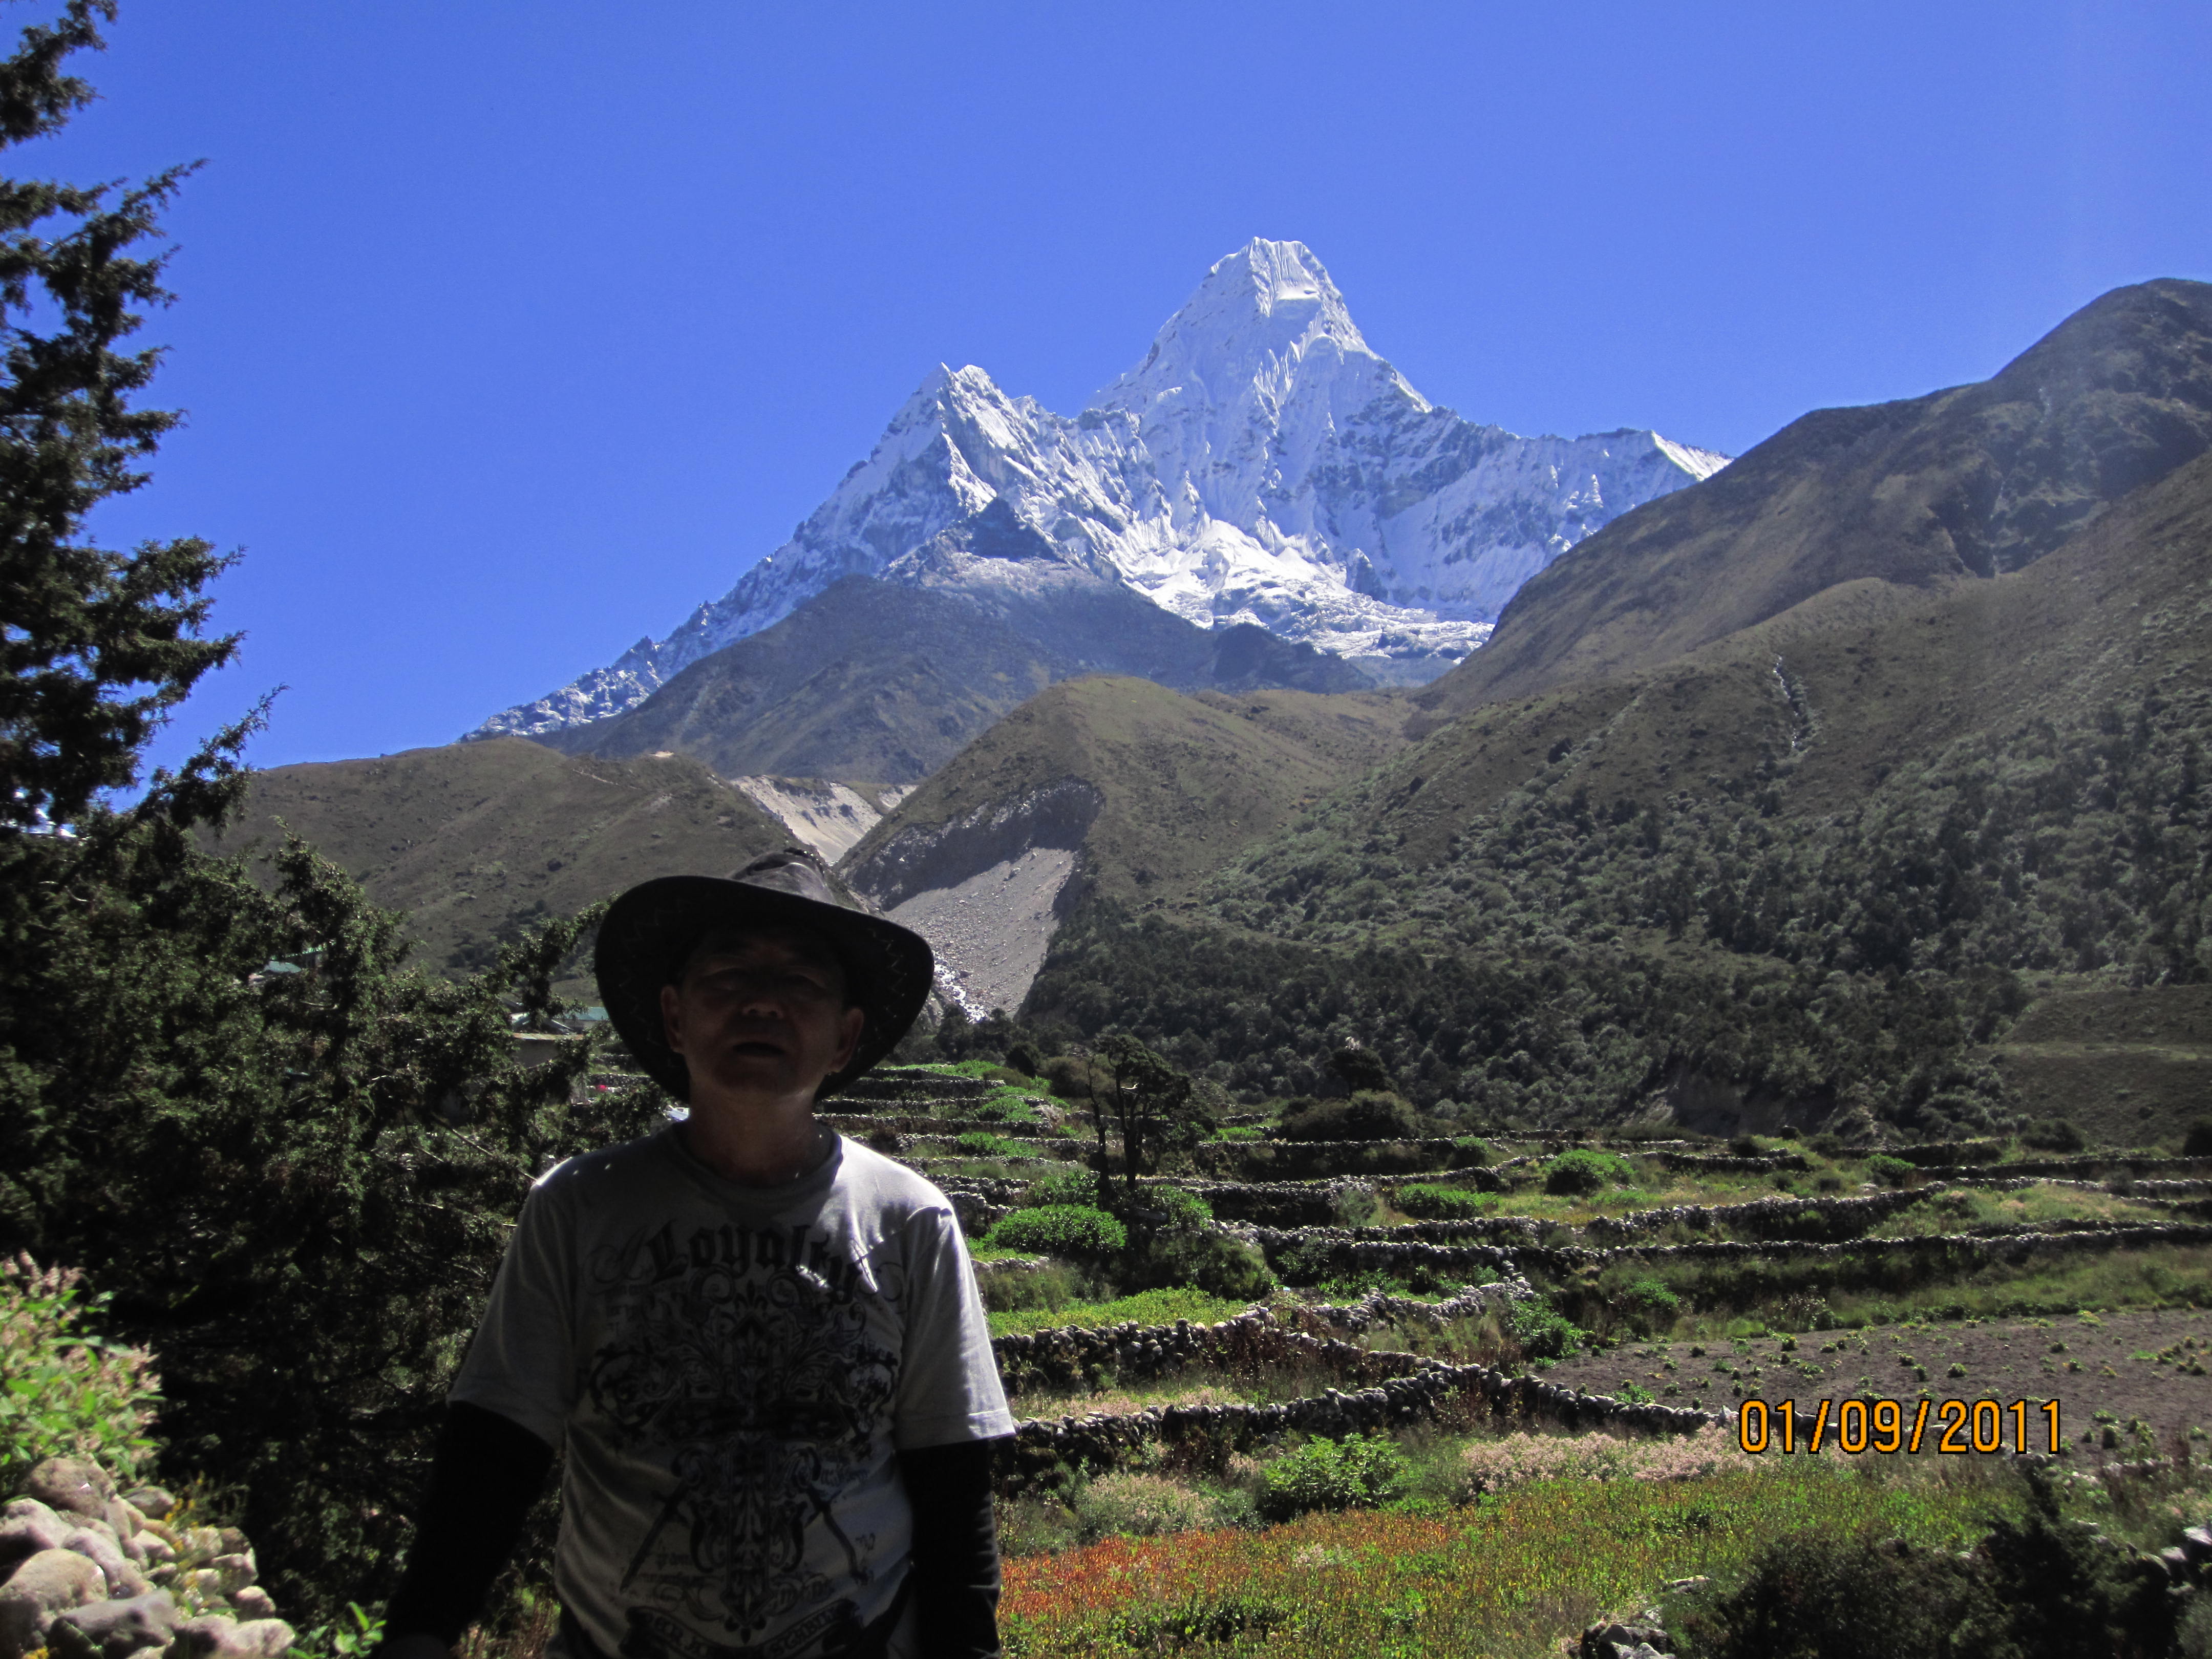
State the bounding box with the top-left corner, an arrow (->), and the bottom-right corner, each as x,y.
1074,1472 -> 1217,1542
1396,1183 -> 1493,1220
1256,1433 -> 1406,1521
1457,1426 -> 1743,1498
1043,1054 -> 1111,1103
1022,1166 -> 1110,1209
2022,1117 -> 2088,1153
1003,1041 -> 1043,1078
954,1131 -> 1023,1157
1669,1468 -> 2180,1659
1447,1136 -> 1492,1167
1728,1134 -> 1766,1157
1864,1153 -> 1917,1187
1277,1091 -> 1420,1142
1143,1187 -> 1215,1231
0,1254 -> 160,1491
2184,1117 -> 2212,1157
970,1089 -> 1038,1124
1621,1275 -> 1682,1327
1139,1231 -> 1275,1303
1507,1295 -> 1584,1360
986,1205 -> 1127,1259
1543,1148 -> 1635,1195
1330,1185 -> 1381,1227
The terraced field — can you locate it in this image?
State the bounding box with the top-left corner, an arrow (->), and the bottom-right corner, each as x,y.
858,1065 -> 2212,1656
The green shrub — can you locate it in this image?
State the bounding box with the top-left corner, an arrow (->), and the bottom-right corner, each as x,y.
1073,1472 -> 1216,1542
975,1261 -> 1084,1316
1728,1134 -> 1766,1157
1396,1183 -> 1493,1220
1277,1091 -> 1419,1142
1139,1231 -> 1275,1302
954,1131 -> 1023,1157
1669,1469 -> 2180,1659
1211,1124 -> 1264,1142
1622,1276 -> 1682,1325
1447,1136 -> 1492,1167
1864,1153 -> 1917,1187
0,1255 -> 161,1491
2183,1118 -> 2212,1158
986,1205 -> 1127,1259
1330,1185 -> 1381,1226
1543,1148 -> 1635,1195
1043,1054 -> 1111,1103
1507,1295 -> 1584,1360
1256,1433 -> 1406,1521
1143,1187 -> 1215,1231
1022,1166 -> 1111,1209
970,1089 -> 1039,1125
2022,1117 -> 2088,1153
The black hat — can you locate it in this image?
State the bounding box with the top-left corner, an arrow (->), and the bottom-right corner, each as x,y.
595,849 -> 934,1101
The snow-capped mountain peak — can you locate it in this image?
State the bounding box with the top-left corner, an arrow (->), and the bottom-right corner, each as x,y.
471,241 -> 1729,741
1097,237 -> 1404,413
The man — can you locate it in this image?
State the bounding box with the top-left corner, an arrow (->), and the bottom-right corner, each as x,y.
375,850 -> 1014,1659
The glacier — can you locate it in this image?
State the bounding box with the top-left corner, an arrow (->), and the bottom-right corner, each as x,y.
474,239 -> 1727,739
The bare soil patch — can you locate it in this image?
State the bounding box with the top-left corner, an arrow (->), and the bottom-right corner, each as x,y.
1540,1306 -> 2212,1444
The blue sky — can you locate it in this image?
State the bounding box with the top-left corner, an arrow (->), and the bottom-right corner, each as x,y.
27,0 -> 2212,773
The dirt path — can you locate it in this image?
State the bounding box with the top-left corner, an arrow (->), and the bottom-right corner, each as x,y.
1540,1307 -> 2212,1447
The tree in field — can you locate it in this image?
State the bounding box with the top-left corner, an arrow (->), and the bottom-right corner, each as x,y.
1092,1032 -> 1211,1206
0,0 -> 235,831
0,7 -> 663,1626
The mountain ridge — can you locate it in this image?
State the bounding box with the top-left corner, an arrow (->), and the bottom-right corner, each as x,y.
529,499 -> 1375,786
1417,276 -> 2212,717
474,238 -> 1723,738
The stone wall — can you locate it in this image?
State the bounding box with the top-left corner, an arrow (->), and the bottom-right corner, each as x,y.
1246,1219 -> 2212,1285
990,1281 -> 1530,1396
1003,1355 -> 1727,1488
1586,1188 -> 1935,1240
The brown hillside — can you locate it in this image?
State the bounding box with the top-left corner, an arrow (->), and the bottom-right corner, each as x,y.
842,677 -> 1410,908
1351,445 -> 2212,865
1420,277 -> 2212,716
206,738 -> 792,975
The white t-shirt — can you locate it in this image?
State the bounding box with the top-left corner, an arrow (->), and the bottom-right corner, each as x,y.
452,1127 -> 1014,1659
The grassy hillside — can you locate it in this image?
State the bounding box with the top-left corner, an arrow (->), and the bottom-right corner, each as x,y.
206,738 -> 792,976
1023,446 -> 2212,1138
1420,277 -> 2212,715
842,677 -> 1412,908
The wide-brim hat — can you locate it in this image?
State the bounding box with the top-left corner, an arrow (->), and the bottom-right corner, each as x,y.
595,848 -> 934,1101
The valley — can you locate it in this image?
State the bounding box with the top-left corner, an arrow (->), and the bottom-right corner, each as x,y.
126,267 -> 2212,1659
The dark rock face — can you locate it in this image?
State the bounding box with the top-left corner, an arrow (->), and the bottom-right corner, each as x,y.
1424,277 -> 2212,713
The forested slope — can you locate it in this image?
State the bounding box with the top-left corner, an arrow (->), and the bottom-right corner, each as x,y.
1026,447 -> 2212,1139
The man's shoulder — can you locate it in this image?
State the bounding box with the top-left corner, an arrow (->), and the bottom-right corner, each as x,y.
832,1135 -> 961,1218
531,1126 -> 679,1203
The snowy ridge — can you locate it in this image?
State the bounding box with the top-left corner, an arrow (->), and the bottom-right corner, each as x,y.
475,240 -> 1727,738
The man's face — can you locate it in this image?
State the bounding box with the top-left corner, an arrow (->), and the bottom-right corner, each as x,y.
658,926 -> 865,1109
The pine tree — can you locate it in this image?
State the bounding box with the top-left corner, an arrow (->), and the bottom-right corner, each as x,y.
0,0 -> 233,831
0,9 -> 662,1622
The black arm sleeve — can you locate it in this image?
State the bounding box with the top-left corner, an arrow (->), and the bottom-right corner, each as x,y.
897,1438 -> 1007,1659
381,1401 -> 557,1646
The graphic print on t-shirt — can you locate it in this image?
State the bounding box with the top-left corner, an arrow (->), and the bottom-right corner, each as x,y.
584,1217 -> 900,1658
